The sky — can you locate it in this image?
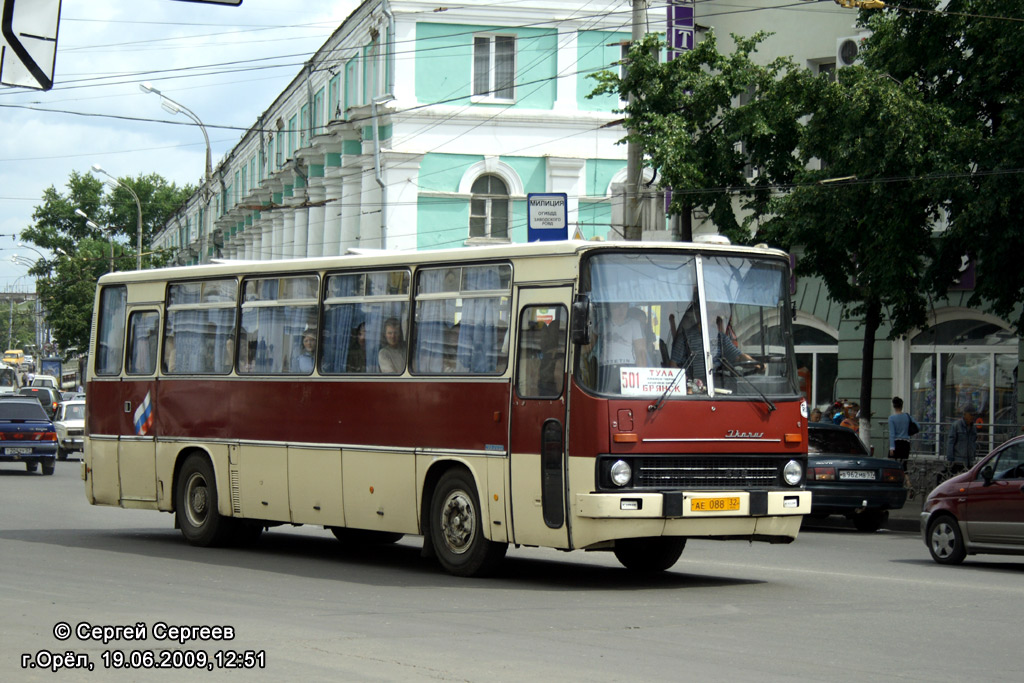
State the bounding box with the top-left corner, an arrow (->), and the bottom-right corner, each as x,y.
0,0 -> 360,291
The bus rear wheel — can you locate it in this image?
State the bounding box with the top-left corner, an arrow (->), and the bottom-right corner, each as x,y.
430,469 -> 507,577
176,454 -> 234,547
613,537 -> 686,572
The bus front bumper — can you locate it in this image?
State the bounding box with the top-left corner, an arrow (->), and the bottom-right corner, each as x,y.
575,489 -> 811,519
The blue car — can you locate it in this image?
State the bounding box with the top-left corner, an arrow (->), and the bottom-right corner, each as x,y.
0,396 -> 58,475
806,422 -> 908,532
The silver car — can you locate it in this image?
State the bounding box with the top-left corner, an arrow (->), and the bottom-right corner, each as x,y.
54,400 -> 85,460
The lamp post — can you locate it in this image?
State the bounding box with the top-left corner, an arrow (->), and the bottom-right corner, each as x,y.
15,242 -> 46,262
75,208 -> 115,272
92,164 -> 143,270
140,82 -> 213,262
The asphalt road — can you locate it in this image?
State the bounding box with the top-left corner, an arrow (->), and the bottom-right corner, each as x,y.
2,459 -> 1022,682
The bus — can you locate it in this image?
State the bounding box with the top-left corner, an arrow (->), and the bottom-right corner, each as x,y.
83,241 -> 810,576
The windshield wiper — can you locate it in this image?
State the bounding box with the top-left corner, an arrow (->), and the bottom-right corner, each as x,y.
718,357 -> 776,412
649,359 -> 689,413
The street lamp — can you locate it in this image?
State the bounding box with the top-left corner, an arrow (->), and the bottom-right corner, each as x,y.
140,82 -> 213,262
16,242 -> 46,261
140,82 -> 212,183
75,208 -> 115,272
92,164 -> 143,270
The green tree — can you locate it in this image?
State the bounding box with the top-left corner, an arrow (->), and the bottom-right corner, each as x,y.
592,31 -> 956,440
21,171 -> 191,352
590,32 -> 813,243
863,0 -> 1024,329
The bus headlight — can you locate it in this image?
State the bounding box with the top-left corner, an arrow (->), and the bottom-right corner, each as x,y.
609,459 -> 632,487
783,459 -> 803,486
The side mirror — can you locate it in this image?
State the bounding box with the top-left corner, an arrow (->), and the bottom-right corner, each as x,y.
981,465 -> 994,486
570,295 -> 592,345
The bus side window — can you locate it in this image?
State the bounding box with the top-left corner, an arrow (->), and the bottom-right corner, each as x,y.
516,305 -> 566,399
96,286 -> 127,376
126,311 -> 160,375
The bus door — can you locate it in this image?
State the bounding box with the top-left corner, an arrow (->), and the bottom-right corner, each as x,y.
117,308 -> 161,504
509,287 -> 572,549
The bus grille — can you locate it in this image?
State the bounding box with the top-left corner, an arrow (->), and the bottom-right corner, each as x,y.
632,457 -> 781,489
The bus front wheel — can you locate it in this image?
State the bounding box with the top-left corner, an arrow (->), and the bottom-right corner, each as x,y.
176,454 -> 234,547
613,537 -> 686,572
430,469 -> 507,577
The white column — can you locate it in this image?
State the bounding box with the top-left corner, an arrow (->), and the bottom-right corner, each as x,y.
554,28 -> 578,111
290,189 -> 309,258
306,181 -> 326,258
547,157 -> 586,232
339,168 -> 362,253
280,210 -> 295,260
322,174 -> 343,257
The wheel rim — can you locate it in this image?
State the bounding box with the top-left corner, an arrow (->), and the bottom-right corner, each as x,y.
439,489 -> 476,555
183,472 -> 210,528
931,521 -> 957,559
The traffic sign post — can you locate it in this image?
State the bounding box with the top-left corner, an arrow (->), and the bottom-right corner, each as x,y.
527,193 -> 568,242
1,0 -> 61,91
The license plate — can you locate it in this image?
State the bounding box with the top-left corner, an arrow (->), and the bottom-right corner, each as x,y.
839,470 -> 876,480
690,496 -> 740,512
5,447 -> 32,455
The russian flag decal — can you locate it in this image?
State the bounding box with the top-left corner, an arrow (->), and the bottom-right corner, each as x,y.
133,391 -> 154,436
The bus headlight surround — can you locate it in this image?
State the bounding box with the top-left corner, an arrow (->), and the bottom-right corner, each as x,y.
783,459 -> 803,486
609,459 -> 632,487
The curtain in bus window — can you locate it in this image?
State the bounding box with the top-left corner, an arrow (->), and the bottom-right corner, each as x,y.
166,308 -> 236,374
702,258 -> 782,307
127,311 -> 159,375
455,265 -> 507,373
322,274 -> 359,373
414,269 -> 454,373
588,256 -> 696,302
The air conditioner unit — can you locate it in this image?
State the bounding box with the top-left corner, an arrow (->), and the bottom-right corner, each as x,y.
836,36 -> 862,67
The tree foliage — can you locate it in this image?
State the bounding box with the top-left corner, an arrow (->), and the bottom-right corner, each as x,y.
21,171 -> 191,353
863,0 -> 1024,329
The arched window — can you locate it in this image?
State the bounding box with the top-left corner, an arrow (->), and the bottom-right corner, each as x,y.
469,174 -> 509,240
910,318 -> 1018,455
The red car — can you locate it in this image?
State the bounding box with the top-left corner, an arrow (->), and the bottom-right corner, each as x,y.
922,435 -> 1024,564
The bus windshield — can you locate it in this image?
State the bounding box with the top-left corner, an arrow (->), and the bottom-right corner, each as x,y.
577,251 -> 798,399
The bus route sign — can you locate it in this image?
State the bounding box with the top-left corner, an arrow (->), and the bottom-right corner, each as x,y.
527,193 -> 568,242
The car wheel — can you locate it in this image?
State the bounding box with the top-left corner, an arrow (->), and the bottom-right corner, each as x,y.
613,537 -> 686,572
175,453 -> 235,547
25,461 -> 38,473
329,528 -> 404,545
41,460 -> 55,476
851,509 -> 888,533
430,469 -> 507,577
928,515 -> 967,565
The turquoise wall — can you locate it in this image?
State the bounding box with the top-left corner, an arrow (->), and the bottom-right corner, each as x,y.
577,30 -> 630,111
415,23 -> 558,108
417,196 -> 470,250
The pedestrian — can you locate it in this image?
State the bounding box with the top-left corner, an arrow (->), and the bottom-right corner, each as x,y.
946,404 -> 978,475
887,396 -> 920,471
840,403 -> 860,433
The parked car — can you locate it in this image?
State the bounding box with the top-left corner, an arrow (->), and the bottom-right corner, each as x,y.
53,400 -> 85,461
922,435 -> 1024,565
19,386 -> 62,420
0,395 -> 58,475
805,422 -> 908,532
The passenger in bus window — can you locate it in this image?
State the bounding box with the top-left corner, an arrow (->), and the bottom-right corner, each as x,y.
346,322 -> 366,372
668,303 -> 707,393
293,329 -> 316,373
378,317 -> 406,373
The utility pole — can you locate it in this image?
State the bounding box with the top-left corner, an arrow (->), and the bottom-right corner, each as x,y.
624,0 -> 649,241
